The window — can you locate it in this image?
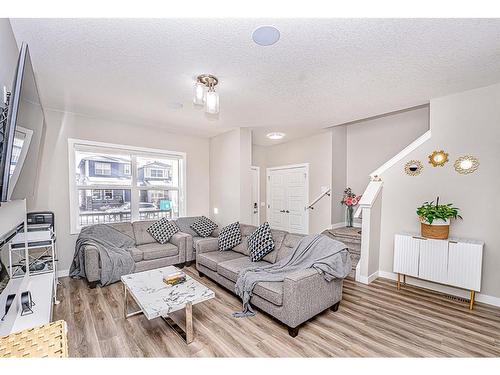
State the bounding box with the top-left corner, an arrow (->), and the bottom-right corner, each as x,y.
69,139 -> 186,233
104,189 -> 113,200
94,162 -> 112,176
149,168 -> 164,178
123,163 -> 131,175
92,190 -> 102,200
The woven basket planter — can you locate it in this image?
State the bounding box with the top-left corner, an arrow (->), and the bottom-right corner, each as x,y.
420,219 -> 450,240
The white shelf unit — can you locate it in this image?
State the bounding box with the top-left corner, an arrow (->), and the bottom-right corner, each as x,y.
393,233 -> 484,309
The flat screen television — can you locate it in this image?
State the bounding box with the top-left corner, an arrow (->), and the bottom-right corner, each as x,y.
0,43 -> 45,204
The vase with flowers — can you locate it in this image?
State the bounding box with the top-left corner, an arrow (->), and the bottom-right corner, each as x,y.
341,187 -> 361,227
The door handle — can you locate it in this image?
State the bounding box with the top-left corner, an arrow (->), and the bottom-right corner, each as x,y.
279,210 -> 285,213
285,210 -> 290,213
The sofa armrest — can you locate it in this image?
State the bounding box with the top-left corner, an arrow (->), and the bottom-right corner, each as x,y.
282,268 -> 343,327
169,232 -> 188,263
196,237 -> 219,254
83,245 -> 101,283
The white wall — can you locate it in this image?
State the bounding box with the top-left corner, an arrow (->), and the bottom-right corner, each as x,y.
378,83 -> 500,299
253,131 -> 332,234
346,106 -> 430,195
33,109 -> 210,273
331,125 -> 347,224
209,128 -> 252,227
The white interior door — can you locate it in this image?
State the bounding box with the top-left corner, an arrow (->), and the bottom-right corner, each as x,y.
267,165 -> 308,234
250,166 -> 260,226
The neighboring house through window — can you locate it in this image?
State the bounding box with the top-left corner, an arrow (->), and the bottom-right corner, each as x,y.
69,139 -> 186,233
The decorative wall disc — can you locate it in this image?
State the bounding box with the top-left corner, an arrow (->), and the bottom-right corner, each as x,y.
428,150 -> 449,167
404,160 -> 424,176
454,155 -> 479,175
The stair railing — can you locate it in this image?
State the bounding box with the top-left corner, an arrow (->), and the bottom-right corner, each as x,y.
307,187 -> 331,210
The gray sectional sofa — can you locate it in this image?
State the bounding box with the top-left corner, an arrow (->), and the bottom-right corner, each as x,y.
83,220 -> 190,287
195,223 -> 344,337
81,217 -> 345,338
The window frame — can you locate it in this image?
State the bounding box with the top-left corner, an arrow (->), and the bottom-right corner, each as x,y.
68,138 -> 187,234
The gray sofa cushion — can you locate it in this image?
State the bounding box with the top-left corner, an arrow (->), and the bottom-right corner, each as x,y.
109,222 -> 135,240
216,256 -> 268,281
276,233 -> 305,262
175,216 -> 200,237
132,220 -> 157,245
217,257 -> 283,306
232,224 -> 256,255
129,247 -> 144,262
136,242 -> 179,261
197,251 -> 243,271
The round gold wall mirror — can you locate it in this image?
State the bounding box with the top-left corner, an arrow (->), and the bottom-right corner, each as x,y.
428,150 -> 449,167
454,155 -> 479,174
404,160 -> 423,176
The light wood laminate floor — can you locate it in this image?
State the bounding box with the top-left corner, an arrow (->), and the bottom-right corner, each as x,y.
54,266 -> 500,357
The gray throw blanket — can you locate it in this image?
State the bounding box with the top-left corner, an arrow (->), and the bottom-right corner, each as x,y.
233,234 -> 352,317
70,224 -> 136,286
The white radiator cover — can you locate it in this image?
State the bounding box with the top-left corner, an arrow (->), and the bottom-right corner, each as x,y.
393,234 -> 483,292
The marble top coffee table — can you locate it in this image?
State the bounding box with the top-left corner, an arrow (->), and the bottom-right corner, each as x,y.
121,266 -> 215,344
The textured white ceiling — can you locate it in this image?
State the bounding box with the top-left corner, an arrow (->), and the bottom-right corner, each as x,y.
9,18 -> 500,144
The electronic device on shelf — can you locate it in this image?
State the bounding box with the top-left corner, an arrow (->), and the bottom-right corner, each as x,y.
1,294 -> 15,321
26,211 -> 55,232
20,291 -> 35,316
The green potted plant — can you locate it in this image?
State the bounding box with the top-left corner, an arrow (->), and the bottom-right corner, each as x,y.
416,197 -> 462,239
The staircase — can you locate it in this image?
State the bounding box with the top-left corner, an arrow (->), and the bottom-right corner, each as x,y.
322,226 -> 361,278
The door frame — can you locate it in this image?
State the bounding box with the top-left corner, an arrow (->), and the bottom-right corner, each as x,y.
266,163 -> 309,234
250,166 -> 260,226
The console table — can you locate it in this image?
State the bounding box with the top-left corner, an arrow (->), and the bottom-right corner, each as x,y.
393,233 -> 484,309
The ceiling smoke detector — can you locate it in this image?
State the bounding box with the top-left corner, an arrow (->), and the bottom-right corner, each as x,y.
252,26 -> 280,46
266,132 -> 285,140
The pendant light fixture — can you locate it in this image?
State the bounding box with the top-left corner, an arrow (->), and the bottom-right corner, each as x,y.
193,74 -> 219,114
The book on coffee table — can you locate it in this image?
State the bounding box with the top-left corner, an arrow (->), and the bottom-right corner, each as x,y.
163,271 -> 186,285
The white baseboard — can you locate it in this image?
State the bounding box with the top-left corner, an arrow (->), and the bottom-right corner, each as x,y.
355,271 -> 379,284
377,270 -> 500,308
57,269 -> 69,278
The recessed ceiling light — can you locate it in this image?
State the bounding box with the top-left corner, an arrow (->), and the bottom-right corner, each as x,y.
267,132 -> 285,140
252,26 -> 280,46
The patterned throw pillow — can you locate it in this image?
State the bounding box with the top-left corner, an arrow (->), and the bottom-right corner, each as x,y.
218,222 -> 242,251
147,218 -> 179,244
248,222 -> 275,262
190,216 -> 218,238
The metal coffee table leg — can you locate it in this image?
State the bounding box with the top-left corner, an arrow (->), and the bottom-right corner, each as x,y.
123,284 -> 142,319
162,302 -> 194,344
